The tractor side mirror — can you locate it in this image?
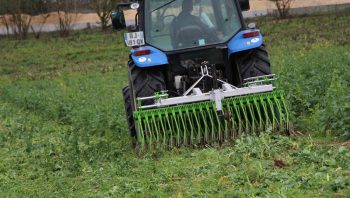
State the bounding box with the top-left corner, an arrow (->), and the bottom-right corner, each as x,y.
248,22 -> 256,29
111,2 -> 138,30
111,10 -> 126,30
238,0 -> 250,11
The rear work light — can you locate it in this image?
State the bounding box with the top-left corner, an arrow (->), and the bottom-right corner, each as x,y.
243,31 -> 260,38
134,49 -> 151,56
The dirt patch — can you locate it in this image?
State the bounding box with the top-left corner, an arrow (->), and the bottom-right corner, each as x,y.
274,159 -> 289,168
341,141 -> 350,147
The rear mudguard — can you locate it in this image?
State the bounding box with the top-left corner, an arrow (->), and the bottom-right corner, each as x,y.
130,46 -> 169,68
227,29 -> 263,55
130,29 -> 263,68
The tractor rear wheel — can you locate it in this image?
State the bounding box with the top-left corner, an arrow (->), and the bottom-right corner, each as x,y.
124,61 -> 166,143
237,44 -> 271,80
122,86 -> 137,146
128,61 -> 166,109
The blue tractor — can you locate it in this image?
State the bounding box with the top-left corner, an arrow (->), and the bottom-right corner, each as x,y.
112,0 -> 290,148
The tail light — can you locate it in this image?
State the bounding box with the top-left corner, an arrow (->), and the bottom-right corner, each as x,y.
134,49 -> 151,56
243,31 -> 260,38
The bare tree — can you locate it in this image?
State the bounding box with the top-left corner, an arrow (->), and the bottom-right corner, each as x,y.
0,15 -> 10,36
54,0 -> 79,37
0,0 -> 33,39
90,0 -> 118,30
270,0 -> 295,18
31,13 -> 50,39
0,0 -> 50,39
0,2 -> 10,36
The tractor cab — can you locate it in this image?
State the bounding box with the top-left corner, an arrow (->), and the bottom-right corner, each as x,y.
145,0 -> 244,51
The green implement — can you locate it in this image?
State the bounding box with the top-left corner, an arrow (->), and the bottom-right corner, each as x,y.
133,74 -> 290,149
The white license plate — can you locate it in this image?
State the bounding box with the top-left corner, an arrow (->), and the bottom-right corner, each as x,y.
124,31 -> 145,47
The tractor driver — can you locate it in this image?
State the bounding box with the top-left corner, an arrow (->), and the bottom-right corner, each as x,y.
171,0 -> 218,48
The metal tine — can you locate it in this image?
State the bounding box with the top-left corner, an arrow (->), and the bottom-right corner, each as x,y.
212,106 -> 220,143
239,98 -> 250,134
144,116 -> 152,149
222,104 -> 230,142
151,114 -> 159,147
260,97 -> 270,132
253,96 -> 264,132
205,104 -> 216,144
280,92 -> 290,132
226,104 -> 236,140
246,99 -> 257,135
265,97 -> 274,132
193,106 -> 203,145
224,104 -> 232,140
178,108 -> 188,146
170,111 -> 180,147
233,99 -> 242,137
213,107 -> 224,143
199,106 -> 208,143
137,116 -> 146,147
273,95 -> 284,132
180,109 -> 190,145
231,103 -> 238,140
157,111 -> 167,149
185,108 -> 194,145
165,113 -> 173,148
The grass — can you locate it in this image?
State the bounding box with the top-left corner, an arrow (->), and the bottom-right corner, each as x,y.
0,11 -> 350,197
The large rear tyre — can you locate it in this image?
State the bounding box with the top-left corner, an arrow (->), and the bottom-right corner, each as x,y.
124,61 -> 166,143
122,86 -> 137,147
128,61 -> 166,109
237,44 -> 272,80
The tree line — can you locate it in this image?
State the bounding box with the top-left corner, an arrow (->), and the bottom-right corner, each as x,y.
0,0 -> 123,39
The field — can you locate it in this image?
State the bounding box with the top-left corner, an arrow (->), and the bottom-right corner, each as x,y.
0,11 -> 350,197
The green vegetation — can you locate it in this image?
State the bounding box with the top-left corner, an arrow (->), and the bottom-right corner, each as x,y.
0,12 -> 349,197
